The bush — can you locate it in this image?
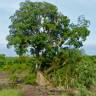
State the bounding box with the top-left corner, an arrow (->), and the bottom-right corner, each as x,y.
7,63 -> 36,86
74,56 -> 96,87
46,49 -> 82,87
0,54 -> 6,68
46,51 -> 96,88
24,73 -> 36,85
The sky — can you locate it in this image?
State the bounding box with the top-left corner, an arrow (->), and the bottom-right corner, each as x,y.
0,0 -> 96,56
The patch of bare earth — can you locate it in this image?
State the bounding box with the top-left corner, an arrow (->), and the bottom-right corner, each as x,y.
0,72 -> 9,88
21,85 -> 64,96
20,71 -> 79,96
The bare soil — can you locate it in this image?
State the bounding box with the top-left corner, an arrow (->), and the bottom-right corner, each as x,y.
0,72 -> 79,96
21,85 -> 65,96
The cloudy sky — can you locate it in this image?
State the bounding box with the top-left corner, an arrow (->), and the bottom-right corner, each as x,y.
0,0 -> 96,56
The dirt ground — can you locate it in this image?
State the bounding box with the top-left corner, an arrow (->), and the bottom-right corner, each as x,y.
0,72 -> 63,96
0,72 -> 80,96
21,85 -> 65,96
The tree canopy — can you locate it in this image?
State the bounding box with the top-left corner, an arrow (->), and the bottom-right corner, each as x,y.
7,1 -> 90,56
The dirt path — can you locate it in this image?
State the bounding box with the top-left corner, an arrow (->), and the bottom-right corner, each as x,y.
21,85 -> 64,96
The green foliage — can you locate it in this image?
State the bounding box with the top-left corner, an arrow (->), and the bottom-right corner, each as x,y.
0,54 -> 95,95
60,88 -> 96,96
0,89 -> 22,96
7,1 -> 90,56
24,73 -> 36,85
0,54 -> 6,67
45,51 -> 96,88
46,49 -> 82,87
74,56 -> 96,87
78,87 -> 96,96
7,63 -> 36,85
0,53 -> 96,90
0,56 -> 37,86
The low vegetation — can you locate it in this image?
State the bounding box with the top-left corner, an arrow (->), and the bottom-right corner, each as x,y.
0,89 -> 22,96
0,53 -> 96,95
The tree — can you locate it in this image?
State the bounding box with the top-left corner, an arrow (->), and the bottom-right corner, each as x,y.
7,1 -> 90,57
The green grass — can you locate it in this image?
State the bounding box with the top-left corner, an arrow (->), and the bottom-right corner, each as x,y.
0,89 -> 22,96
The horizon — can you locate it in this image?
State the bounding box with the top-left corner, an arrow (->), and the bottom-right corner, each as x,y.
0,44 -> 96,56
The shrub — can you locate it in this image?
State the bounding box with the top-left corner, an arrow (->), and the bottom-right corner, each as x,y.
0,54 -> 6,68
46,51 -> 96,88
24,73 -> 36,85
74,56 -> 96,88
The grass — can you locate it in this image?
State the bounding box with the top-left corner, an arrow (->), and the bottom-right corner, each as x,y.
0,89 -> 22,96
